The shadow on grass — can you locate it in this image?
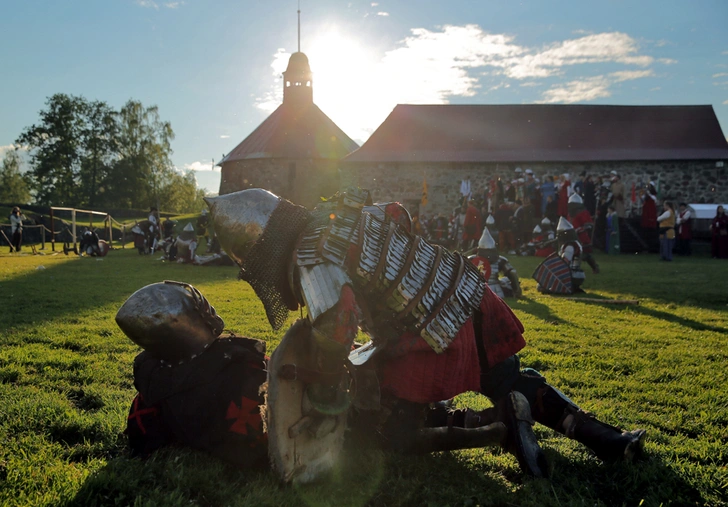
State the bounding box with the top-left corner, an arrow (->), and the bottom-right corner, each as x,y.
0,249 -> 238,333
65,438 -> 707,507
558,294 -> 728,334
511,296 -> 571,326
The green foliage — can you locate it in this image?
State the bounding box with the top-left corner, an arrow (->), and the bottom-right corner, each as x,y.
0,251 -> 726,506
16,94 -> 203,213
0,148 -> 31,204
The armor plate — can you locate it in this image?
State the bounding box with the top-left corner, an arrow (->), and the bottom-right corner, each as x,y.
297,190 -> 486,354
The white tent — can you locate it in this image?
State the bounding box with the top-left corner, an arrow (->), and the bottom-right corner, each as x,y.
687,204 -> 728,220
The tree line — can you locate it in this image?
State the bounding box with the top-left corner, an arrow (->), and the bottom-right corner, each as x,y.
1,93 -> 206,213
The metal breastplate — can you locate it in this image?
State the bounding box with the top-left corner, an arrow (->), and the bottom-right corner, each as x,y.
296,189 -> 485,354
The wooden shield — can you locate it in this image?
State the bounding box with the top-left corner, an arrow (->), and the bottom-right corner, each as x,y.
265,319 -> 347,484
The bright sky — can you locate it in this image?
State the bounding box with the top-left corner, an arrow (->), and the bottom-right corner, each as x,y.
2,0 -> 727,194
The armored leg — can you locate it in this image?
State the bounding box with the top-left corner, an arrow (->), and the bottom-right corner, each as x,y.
583,252 -> 600,274
516,368 -> 646,463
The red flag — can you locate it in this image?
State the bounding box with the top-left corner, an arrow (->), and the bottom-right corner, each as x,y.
631,182 -> 636,203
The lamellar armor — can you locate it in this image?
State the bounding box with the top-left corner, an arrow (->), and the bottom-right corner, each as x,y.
207,188 -> 485,354
298,189 -> 484,353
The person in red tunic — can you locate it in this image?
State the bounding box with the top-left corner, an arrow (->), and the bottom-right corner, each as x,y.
567,193 -> 600,273
675,203 -> 692,256
462,199 -> 482,250
711,205 -> 728,259
557,173 -> 571,218
640,182 -> 658,229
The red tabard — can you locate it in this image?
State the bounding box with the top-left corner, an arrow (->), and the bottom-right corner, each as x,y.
569,209 -> 594,250
379,286 -> 526,404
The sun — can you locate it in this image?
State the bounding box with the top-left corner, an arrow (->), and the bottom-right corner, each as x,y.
304,30 -> 386,142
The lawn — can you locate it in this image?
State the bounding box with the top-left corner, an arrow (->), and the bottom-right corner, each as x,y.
0,247 -> 726,506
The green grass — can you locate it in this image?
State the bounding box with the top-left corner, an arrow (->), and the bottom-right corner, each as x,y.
0,249 -> 727,506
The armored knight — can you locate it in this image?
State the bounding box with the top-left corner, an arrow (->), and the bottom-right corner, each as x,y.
469,227 -> 522,299
205,188 -> 645,483
567,193 -> 600,274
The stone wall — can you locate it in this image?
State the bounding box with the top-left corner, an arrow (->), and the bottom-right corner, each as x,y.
341,160 -> 727,216
219,158 -> 341,209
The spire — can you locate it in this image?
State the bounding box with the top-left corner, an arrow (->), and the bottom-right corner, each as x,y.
283,4 -> 313,107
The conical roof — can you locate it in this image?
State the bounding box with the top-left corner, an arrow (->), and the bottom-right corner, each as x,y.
220,102 -> 359,163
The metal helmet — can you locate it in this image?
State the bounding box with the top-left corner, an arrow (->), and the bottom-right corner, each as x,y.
540,217 -> 551,227
116,281 -> 225,364
485,214 -> 495,226
477,226 -> 499,263
568,193 -> 583,204
567,192 -> 585,216
204,189 -> 281,267
532,225 -> 542,235
556,216 -> 577,243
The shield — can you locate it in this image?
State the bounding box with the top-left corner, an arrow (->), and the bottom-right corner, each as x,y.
265,319 -> 347,484
97,240 -> 110,257
532,253 -> 573,294
469,255 -> 492,281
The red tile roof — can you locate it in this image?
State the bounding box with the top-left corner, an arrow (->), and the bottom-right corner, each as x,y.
343,104 -> 728,163
221,102 -> 359,163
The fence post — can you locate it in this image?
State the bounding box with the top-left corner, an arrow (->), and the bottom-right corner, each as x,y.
41,224 -> 45,250
50,208 -> 55,251
107,215 -> 112,248
122,224 -> 126,249
72,209 -> 77,252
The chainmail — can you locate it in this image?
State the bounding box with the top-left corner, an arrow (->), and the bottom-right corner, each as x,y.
239,199 -> 312,330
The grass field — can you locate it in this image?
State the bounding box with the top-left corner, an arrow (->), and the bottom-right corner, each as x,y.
0,246 -> 727,506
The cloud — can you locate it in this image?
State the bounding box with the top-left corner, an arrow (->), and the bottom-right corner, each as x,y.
377,12 -> 389,16
257,25 -> 667,141
184,161 -> 217,172
135,0 -> 183,9
498,32 -> 653,79
538,70 -> 653,103
135,0 -> 159,8
220,135 -> 230,139
723,99 -> 728,105
371,2 -> 378,5
713,73 -> 728,78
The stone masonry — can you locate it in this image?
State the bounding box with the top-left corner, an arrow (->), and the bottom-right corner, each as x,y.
341,160 -> 727,217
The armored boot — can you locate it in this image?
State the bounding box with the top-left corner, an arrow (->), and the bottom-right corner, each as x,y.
532,383 -> 645,463
426,393 -> 548,478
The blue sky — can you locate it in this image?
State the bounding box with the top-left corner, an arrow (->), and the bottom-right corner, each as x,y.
2,0 -> 727,194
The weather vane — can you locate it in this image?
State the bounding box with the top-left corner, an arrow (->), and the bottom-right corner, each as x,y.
297,0 -> 301,52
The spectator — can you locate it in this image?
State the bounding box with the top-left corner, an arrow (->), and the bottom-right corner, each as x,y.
557,173 -> 571,218
710,205 -> 728,259
657,201 -> 676,261
462,200 -> 482,250
606,205 -> 620,255
583,174 -> 596,216
8,206 -> 25,253
540,176 -> 557,216
675,203 -> 692,256
460,176 -> 472,200
641,182 -> 658,229
573,171 -> 585,197
494,201 -> 516,254
610,171 -> 626,218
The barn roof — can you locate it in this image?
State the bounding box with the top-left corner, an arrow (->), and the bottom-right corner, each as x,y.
343,104 -> 728,163
220,102 -> 359,163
